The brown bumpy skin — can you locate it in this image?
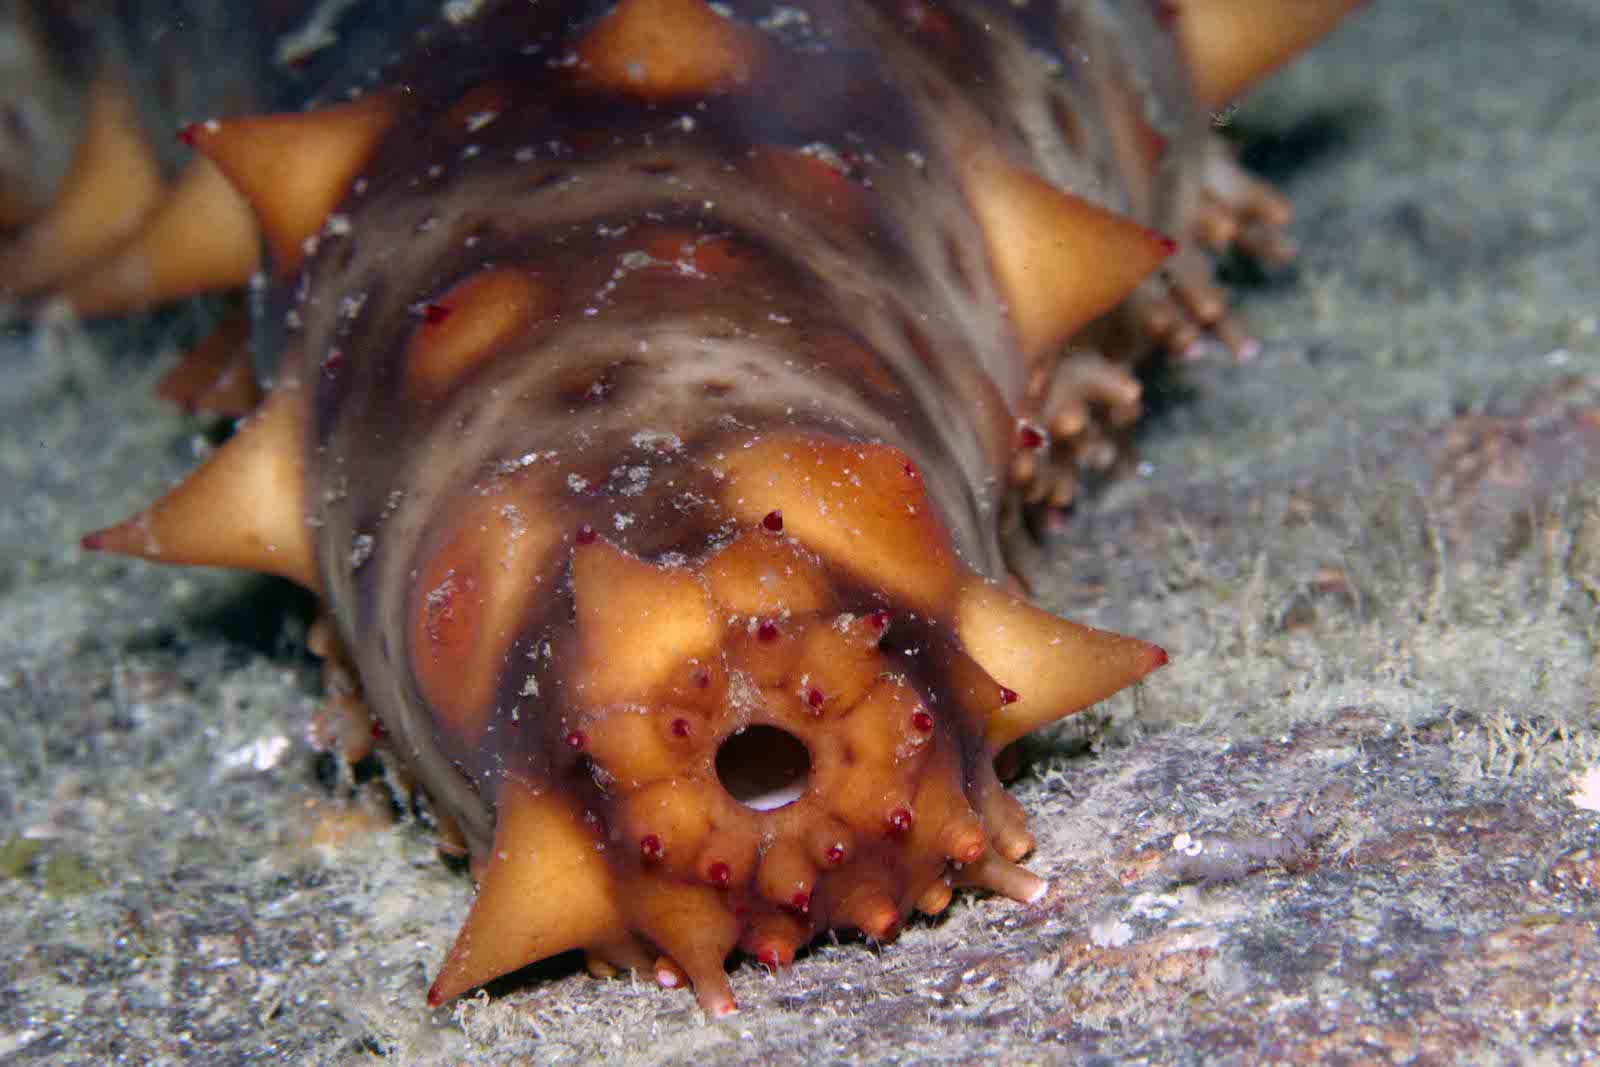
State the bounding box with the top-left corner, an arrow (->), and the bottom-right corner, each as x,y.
71,0 -> 1366,1018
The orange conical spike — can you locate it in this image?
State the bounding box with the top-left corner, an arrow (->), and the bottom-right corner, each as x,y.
956,578 -> 1168,751
0,76 -> 161,296
1174,0 -> 1369,109
427,778 -> 620,1005
61,156 -> 259,315
81,387 -> 318,590
186,91 -> 399,276
576,0 -> 766,100
963,149 -> 1176,360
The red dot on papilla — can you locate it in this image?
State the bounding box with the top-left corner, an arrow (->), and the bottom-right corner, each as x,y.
1017,423 -> 1046,449
421,303 -> 452,324
805,686 -> 825,711
708,861 -> 732,888
911,710 -> 934,733
565,729 -> 587,750
177,123 -> 200,146
867,609 -> 892,633
370,720 -> 388,740
999,685 -> 1020,706
903,461 -> 919,479
670,717 -> 691,738
575,523 -> 597,545
825,844 -> 846,864
640,834 -> 664,861
887,808 -> 913,836
757,620 -> 779,642
761,509 -> 784,532
789,891 -> 811,915
426,982 -> 445,1007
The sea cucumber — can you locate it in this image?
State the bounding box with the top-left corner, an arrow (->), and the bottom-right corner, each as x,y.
7,0 -> 1364,1015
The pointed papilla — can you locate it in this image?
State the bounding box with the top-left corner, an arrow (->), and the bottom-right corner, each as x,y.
81,387 -> 318,591
1173,0 -> 1369,109
61,157 -> 260,315
0,76 -> 161,296
957,579 -> 1167,751
963,149 -> 1175,359
186,92 -> 399,276
428,778 -> 620,1005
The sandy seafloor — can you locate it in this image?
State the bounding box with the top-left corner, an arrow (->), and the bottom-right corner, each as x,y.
3,2 -> 1599,1064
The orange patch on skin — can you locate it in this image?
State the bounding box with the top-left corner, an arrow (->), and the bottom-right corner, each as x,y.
571,538 -> 721,708
405,269 -> 549,401
575,0 -> 767,101
712,433 -> 963,616
409,477 -> 564,741
187,90 -> 400,276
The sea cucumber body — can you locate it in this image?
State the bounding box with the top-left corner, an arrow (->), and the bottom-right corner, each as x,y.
54,0 -> 1369,1013
292,0 -> 1190,856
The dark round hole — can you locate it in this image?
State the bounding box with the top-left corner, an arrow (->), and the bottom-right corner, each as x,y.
715,725 -> 811,812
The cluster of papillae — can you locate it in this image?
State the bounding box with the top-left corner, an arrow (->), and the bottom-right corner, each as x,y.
470,522 -> 1048,1012
414,434 -> 1167,1015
